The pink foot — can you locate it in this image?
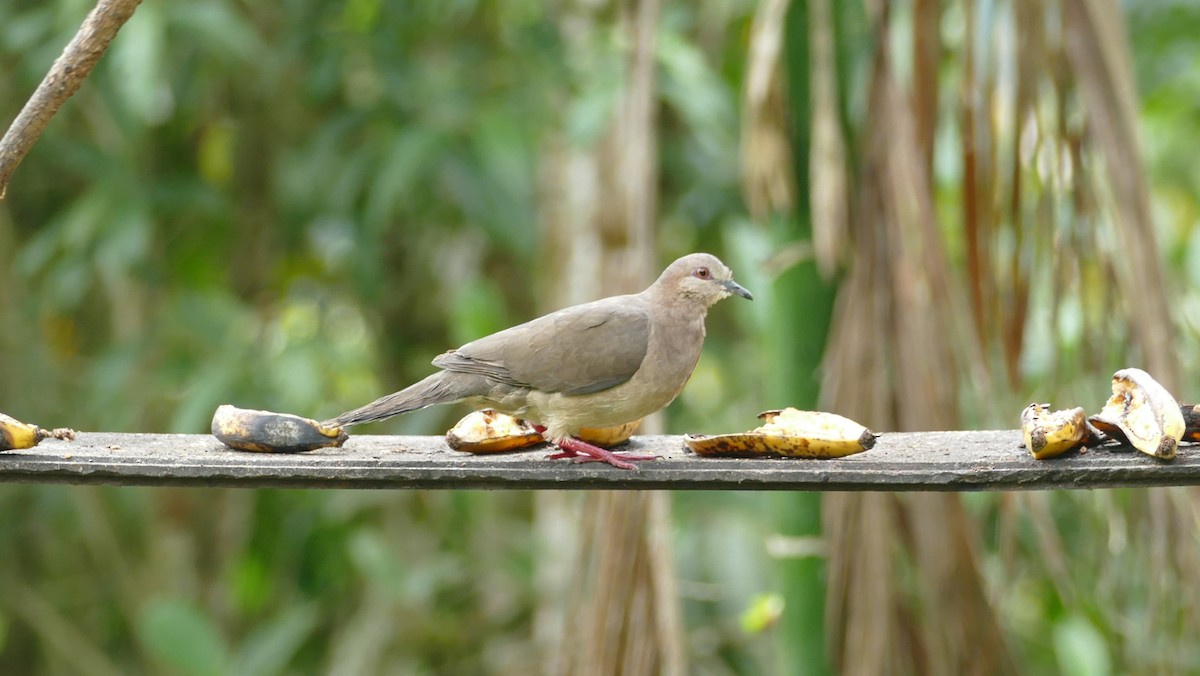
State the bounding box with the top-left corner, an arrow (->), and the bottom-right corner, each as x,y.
532,424 -> 576,459
549,436 -> 657,470
535,425 -> 582,461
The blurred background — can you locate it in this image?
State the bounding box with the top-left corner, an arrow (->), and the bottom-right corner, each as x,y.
1,0 -> 1199,673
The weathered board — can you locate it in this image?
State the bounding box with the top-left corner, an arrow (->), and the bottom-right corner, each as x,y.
0,431 -> 1196,490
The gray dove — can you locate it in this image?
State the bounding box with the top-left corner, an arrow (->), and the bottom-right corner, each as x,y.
324,252 -> 752,469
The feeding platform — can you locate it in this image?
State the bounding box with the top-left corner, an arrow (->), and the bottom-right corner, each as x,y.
0,431 -> 1197,491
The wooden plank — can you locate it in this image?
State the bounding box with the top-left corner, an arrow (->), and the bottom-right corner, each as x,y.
0,431 -> 1197,490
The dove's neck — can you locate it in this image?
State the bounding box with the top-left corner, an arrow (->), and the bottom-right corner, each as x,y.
639,287 -> 708,372
643,286 -> 709,329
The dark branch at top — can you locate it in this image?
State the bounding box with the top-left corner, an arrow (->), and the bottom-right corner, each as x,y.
0,0 -> 143,199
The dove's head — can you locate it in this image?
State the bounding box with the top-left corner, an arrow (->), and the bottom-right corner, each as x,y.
653,253 -> 753,308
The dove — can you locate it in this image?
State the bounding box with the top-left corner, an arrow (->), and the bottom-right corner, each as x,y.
325,253 -> 751,469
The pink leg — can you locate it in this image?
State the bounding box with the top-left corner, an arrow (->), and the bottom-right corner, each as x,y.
546,448 -> 581,459
531,424 -> 583,460
532,425 -> 655,469
549,436 -> 657,470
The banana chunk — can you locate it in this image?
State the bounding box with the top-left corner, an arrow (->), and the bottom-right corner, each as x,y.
446,409 -> 641,454
447,410 -> 544,453
211,405 -> 348,453
1088,368 -> 1183,460
1020,404 -> 1088,459
578,420 -> 642,449
0,413 -> 75,451
685,408 -> 877,458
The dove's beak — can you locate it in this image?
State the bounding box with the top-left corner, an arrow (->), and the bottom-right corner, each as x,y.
722,279 -> 753,301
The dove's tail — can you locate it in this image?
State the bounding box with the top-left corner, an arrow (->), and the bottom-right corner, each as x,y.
323,371 -> 479,427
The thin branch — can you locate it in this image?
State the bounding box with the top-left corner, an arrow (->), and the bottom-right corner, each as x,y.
0,0 -> 143,199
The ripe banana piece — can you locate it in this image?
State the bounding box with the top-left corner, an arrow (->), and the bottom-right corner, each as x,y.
447,410 -> 544,453
0,413 -> 75,451
577,420 -> 642,449
1020,403 -> 1089,459
447,409 -> 641,453
1088,368 -> 1183,460
686,408 -> 877,458
211,405 -> 348,453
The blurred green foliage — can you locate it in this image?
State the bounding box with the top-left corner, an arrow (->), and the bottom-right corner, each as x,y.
0,0 -> 1198,673
0,0 -> 773,672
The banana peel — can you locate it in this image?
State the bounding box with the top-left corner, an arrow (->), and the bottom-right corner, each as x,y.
446,409 -> 641,453
0,413 -> 75,451
1087,368 -> 1183,460
685,408 -> 877,458
1020,403 -> 1089,459
211,405 -> 348,453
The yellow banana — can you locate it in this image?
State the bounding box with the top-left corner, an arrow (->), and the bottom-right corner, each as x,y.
447,409 -> 641,454
0,413 -> 42,450
578,420 -> 642,448
1088,368 -> 1183,460
447,409 -> 544,453
1020,403 -> 1088,459
686,408 -> 877,458
0,413 -> 75,451
211,405 -> 348,453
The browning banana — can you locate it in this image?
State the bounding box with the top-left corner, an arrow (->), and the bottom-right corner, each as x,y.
1020,403 -> 1089,459
685,408 -> 877,458
1177,403 -> 1200,442
211,405 -> 348,453
1087,368 -> 1183,460
0,413 -> 75,451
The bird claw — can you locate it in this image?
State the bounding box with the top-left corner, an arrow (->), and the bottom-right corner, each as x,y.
547,437 -> 656,470
569,452 -> 657,470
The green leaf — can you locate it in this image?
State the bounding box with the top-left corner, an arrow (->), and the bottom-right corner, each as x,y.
740,593 -> 785,634
348,530 -> 406,598
232,605 -> 320,676
1053,615 -> 1111,676
448,282 -> 509,347
231,555 -> 274,616
110,1 -> 172,125
340,0 -> 382,33
137,597 -> 229,676
566,62 -> 621,146
198,121 -> 237,187
167,4 -> 269,65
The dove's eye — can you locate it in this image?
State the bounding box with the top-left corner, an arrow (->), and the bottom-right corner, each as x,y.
694,267 -> 711,280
